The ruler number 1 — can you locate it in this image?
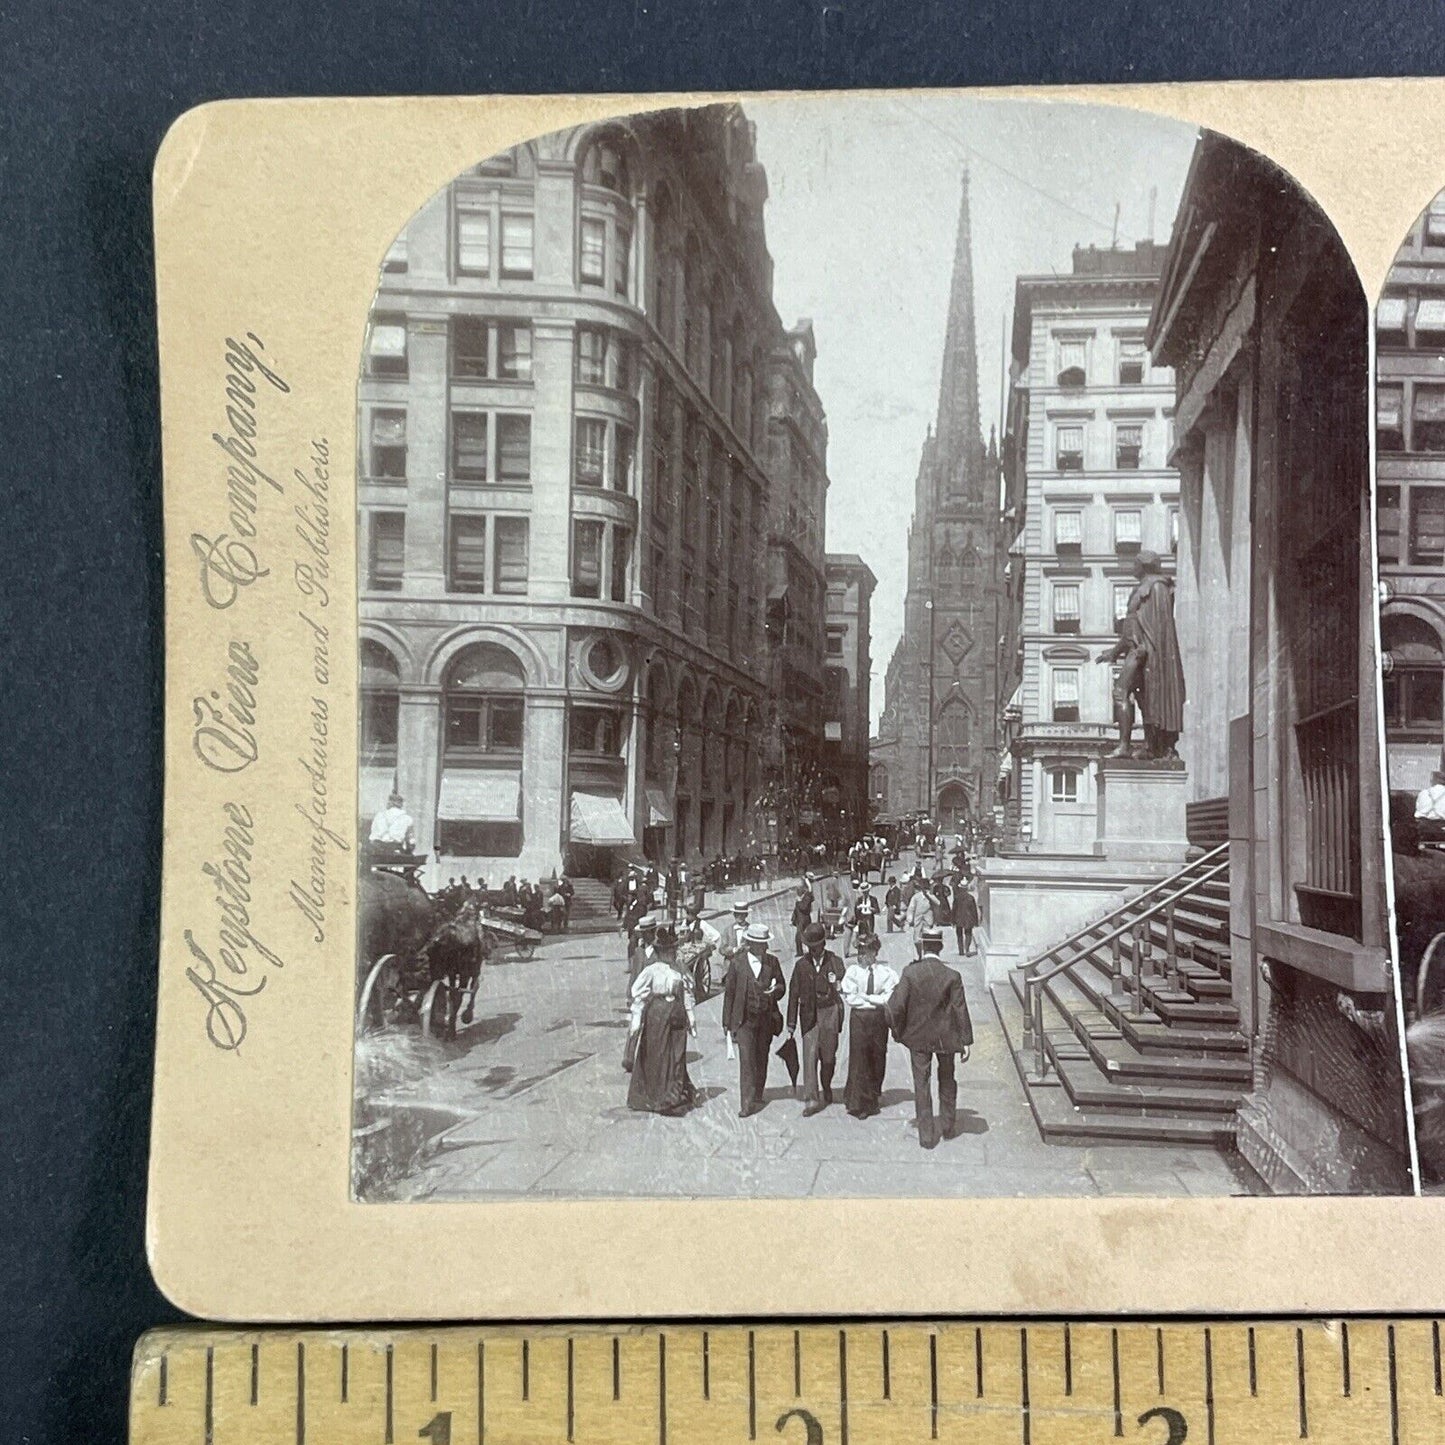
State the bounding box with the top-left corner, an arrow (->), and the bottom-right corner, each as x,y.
1136,1406 -> 1188,1445
419,1412 -> 452,1444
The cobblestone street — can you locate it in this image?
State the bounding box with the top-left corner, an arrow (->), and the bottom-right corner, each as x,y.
360,884 -> 1254,1201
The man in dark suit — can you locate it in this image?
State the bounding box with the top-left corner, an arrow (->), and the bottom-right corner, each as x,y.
722,922 -> 786,1117
951,877 -> 980,957
787,921 -> 847,1116
886,925 -> 973,1149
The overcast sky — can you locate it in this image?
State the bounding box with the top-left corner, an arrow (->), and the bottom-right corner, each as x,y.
747,96 -> 1199,730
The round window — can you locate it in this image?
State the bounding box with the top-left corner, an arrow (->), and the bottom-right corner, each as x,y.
587,636 -> 622,683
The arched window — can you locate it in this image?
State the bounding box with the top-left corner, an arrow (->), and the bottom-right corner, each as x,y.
360,640 -> 400,764
581,137 -> 631,197
1383,613 -> 1445,738
935,700 -> 969,777
443,643 -> 526,760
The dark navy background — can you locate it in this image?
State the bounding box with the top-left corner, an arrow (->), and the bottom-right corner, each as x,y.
2,1 -> 1441,1438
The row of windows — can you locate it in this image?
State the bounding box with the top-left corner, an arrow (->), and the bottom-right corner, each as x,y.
1047,581 -> 1139,632
1049,506 -> 1179,553
1049,332 -> 1150,389
365,511 -> 531,596
1379,485 -> 1445,567
1376,381 -> 1445,453
1376,293 -> 1445,348
365,315 -> 638,391
1050,419 -> 1166,471
446,202 -> 633,297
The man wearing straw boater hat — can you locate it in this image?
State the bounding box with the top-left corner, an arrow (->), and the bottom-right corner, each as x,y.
722,921 -> 786,1117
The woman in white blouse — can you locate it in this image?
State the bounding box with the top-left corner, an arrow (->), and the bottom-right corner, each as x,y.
626,926 -> 699,1115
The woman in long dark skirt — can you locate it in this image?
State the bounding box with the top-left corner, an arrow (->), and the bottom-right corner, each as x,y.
626,928 -> 698,1115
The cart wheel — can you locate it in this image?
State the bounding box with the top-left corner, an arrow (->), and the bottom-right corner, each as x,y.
356,954 -> 399,1035
1419,931 -> 1445,1020
421,978 -> 451,1040
513,940 -> 536,961
693,961 -> 710,1002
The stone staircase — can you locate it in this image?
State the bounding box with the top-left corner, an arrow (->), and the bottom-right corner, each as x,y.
564,877 -> 622,936
991,844 -> 1251,1147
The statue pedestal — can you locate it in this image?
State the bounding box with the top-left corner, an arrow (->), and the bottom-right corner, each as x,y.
1094,756 -> 1189,866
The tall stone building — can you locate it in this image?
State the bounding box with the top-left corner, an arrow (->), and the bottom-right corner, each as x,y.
355,105 -> 832,884
870,170 -> 1001,832
822,553 -> 877,837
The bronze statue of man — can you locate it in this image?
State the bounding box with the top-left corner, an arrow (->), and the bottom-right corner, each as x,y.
1096,549 -> 1186,760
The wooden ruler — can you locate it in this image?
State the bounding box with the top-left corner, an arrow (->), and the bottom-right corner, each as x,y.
132,1321 -> 1445,1443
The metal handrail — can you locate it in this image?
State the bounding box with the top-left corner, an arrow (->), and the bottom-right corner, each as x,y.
1023,855 -> 1230,1079
1018,842 -> 1227,984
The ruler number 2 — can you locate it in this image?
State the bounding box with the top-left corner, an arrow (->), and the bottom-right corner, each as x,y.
775,1407 -> 825,1444
1137,1406 -> 1188,1444
419,1412 -> 452,1445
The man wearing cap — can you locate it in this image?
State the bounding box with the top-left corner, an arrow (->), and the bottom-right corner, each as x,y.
787,921 -> 847,1116
722,922 -> 786,1117
887,925 -> 974,1149
841,931 -> 898,1118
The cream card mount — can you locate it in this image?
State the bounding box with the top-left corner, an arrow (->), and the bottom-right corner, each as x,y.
152,82 -> 1445,1321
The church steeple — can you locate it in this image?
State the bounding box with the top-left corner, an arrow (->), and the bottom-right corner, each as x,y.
933,167 -> 986,503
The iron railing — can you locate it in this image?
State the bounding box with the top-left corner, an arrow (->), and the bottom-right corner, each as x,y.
1020,843 -> 1229,1080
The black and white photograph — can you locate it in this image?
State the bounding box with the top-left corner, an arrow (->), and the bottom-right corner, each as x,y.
350,96 -> 1413,1202
1376,185 -> 1445,1192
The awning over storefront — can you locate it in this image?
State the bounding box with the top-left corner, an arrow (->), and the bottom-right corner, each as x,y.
570,791 -> 635,846
437,769 -> 521,823
359,765 -> 396,820
645,786 -> 673,827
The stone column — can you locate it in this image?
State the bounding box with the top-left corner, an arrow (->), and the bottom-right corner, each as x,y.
529,318 -> 576,603
524,693 -> 567,879
401,315 -> 449,593
396,684 -> 441,861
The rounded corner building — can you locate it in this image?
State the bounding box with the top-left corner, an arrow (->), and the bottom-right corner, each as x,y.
355,105 -> 840,887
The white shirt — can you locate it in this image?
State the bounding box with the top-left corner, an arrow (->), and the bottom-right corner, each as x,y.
688,917 -> 722,950
1417,784 -> 1445,821
369,806 -> 415,847
629,960 -> 695,1032
842,960 -> 898,1010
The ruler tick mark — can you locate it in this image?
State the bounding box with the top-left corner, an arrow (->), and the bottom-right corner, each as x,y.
566,1338 -> 575,1443
341,1342 -> 348,1404
477,1340 -> 485,1445
1389,1324 -> 1400,1445
158,1353 -> 168,1408
1340,1321 -> 1350,1396
838,1329 -> 849,1445
1020,1327 -> 1031,1445
431,1342 -> 438,1402
1435,1320 -> 1442,1395
613,1336 -> 620,1401
882,1329 -> 891,1400
748,1330 -> 756,1441
204,1346 -> 214,1445
658,1333 -> 667,1445
793,1329 -> 801,1396
522,1340 -> 530,1401
385,1343 -> 394,1444
702,1332 -> 710,1401
1155,1327 -> 1165,1394
1111,1328 -> 1122,1438
296,1341 -> 306,1445
929,1333 -> 939,1440
1064,1324 -> 1072,1397
250,1342 -> 259,1405
1296,1327 -> 1308,1438
1248,1326 -> 1257,1396
1204,1327 -> 1215,1445
975,1327 -> 984,1399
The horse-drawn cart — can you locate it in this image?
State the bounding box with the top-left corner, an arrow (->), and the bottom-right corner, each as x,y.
355,862 -> 542,1041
